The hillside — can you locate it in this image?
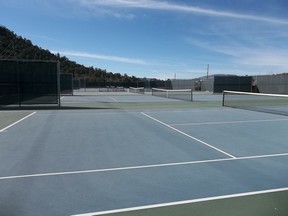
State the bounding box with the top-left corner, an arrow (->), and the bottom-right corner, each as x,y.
0,26 -> 139,83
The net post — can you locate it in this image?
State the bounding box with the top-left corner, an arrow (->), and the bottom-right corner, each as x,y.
191,89 -> 193,102
222,90 -> 225,106
72,74 -> 74,96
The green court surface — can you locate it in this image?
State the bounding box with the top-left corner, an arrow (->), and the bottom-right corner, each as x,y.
0,111 -> 34,131
62,100 -> 221,110
1,91 -> 288,216
60,91 -> 223,110
94,189 -> 288,216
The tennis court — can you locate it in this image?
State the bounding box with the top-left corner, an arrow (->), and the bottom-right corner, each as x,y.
1,91 -> 288,216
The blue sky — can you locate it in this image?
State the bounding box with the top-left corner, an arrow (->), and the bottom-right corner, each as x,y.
1,0 -> 288,79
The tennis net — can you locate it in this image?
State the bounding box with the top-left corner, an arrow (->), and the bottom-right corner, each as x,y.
222,90 -> 288,116
152,88 -> 193,101
129,87 -> 145,94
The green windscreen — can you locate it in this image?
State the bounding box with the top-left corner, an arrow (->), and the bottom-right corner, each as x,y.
0,60 -> 59,107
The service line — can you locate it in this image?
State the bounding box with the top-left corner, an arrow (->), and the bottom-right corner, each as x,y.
170,118 -> 288,126
1,152 -> 288,180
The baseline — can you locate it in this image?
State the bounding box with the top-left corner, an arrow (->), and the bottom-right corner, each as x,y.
71,187 -> 288,216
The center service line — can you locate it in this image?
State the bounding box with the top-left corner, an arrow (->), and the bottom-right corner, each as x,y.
141,112 -> 236,158
109,97 -> 119,102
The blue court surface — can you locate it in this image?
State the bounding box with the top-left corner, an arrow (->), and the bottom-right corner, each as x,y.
1,93 -> 288,216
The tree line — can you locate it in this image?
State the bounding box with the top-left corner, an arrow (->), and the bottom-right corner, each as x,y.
0,25 -> 141,83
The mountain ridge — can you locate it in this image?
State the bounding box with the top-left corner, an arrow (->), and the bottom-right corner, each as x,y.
0,25 -> 140,83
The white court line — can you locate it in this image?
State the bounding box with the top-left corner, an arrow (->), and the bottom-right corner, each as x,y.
171,118 -> 288,126
36,111 -> 126,116
141,112 -> 236,158
2,152 -> 288,181
0,112 -> 36,133
109,97 -> 118,102
144,108 -> 232,114
71,187 -> 288,216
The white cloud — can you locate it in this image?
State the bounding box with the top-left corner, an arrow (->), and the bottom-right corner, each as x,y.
238,50 -> 288,68
53,50 -> 148,65
185,36 -> 288,73
185,37 -> 241,57
77,0 -> 288,24
23,34 -> 59,42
